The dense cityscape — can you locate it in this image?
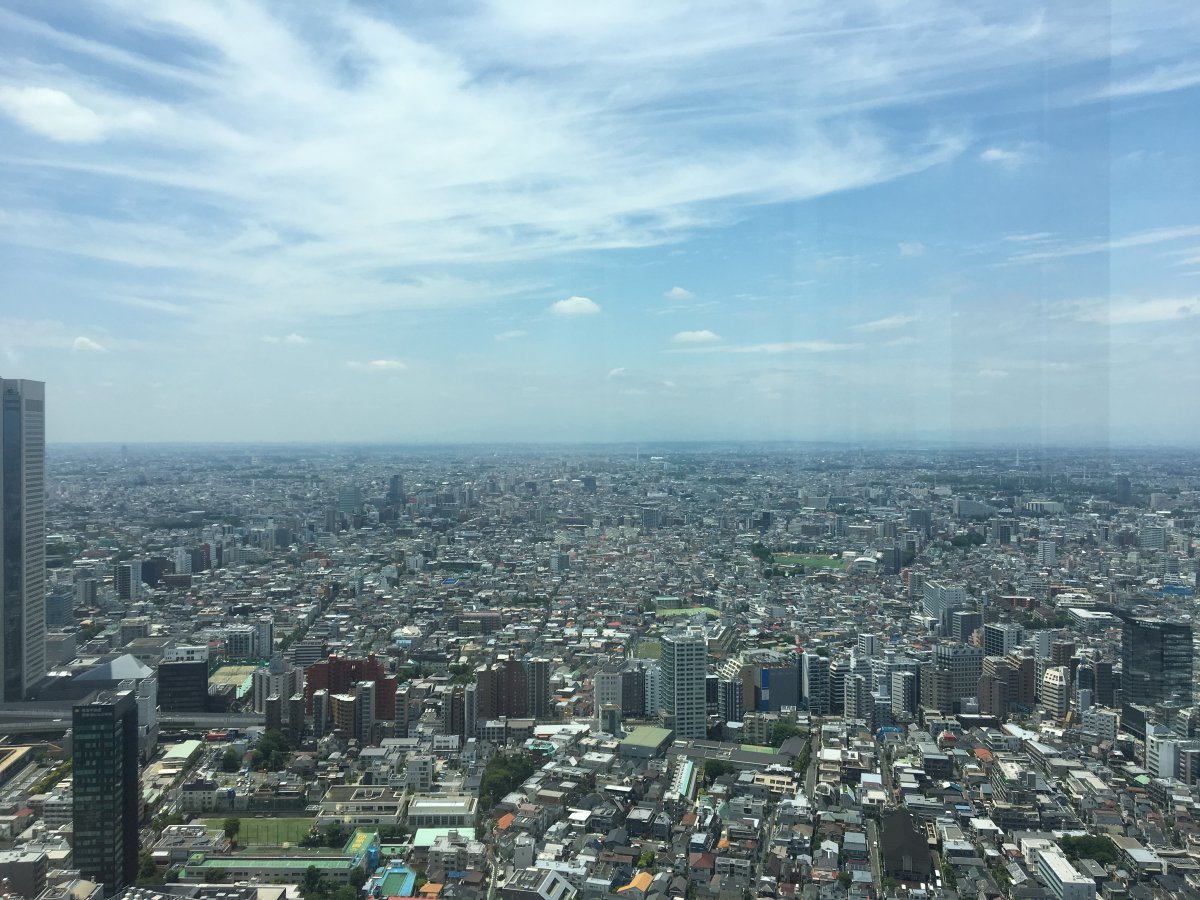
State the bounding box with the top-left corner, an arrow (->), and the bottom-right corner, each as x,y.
2,378 -> 1200,900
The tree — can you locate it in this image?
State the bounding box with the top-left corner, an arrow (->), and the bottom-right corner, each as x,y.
769,722 -> 803,747
704,759 -> 735,783
1058,834 -> 1118,865
136,850 -> 163,886
637,850 -> 656,868
223,817 -> 241,845
837,872 -> 851,887
252,729 -> 291,771
208,869 -> 227,884
221,747 -> 242,772
301,866 -> 326,899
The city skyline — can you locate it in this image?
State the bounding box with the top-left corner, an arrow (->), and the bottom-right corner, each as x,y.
2,2 -> 1199,446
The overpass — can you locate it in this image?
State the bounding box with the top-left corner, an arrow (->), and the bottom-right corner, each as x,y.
0,706 -> 265,736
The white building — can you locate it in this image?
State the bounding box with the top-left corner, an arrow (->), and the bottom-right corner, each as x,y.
1035,848 -> 1095,900
660,629 -> 707,739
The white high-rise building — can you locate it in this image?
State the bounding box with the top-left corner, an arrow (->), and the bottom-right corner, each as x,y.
1040,666 -> 1070,719
660,629 -> 707,739
641,662 -> 661,717
922,580 -> 967,621
0,378 -> 46,700
1037,541 -> 1057,566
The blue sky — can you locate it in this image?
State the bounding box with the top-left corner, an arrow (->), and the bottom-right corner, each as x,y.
1,1 -> 1198,444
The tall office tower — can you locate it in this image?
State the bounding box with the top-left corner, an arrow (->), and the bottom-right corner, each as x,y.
73,691 -> 139,895
620,664 -> 646,718
641,662 -> 661,718
388,474 -> 405,506
933,643 -> 984,712
1093,660 -> 1114,707
1051,639 -> 1076,668
475,654 -> 529,720
1,379 -> 46,701
1040,667 -> 1070,719
802,652 -> 831,716
225,624 -> 256,659
525,657 -> 552,719
311,689 -> 330,739
890,671 -> 919,719
982,622 -> 1023,658
718,677 -> 744,723
594,669 -> 622,717
114,561 -> 141,601
858,634 -> 881,657
843,672 -> 871,721
1036,540 -> 1057,566
254,618 -> 275,658
828,657 -> 849,714
1122,617 -> 1194,706
950,610 -> 983,643
919,664 -> 953,713
922,580 -> 967,623
907,571 -> 925,604
337,485 -> 362,517
1115,474 -> 1132,504
355,680 -> 377,743
660,629 -> 707,739
907,508 -> 932,537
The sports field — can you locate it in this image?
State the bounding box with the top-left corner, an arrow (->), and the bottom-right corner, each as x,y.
633,640 -> 661,660
773,554 -> 843,569
654,606 -> 719,617
203,816 -> 314,846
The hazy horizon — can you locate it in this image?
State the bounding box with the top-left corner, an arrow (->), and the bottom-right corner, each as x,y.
3,2 -> 1199,445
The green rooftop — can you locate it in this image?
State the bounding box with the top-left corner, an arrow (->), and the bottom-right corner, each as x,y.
620,726 -> 673,748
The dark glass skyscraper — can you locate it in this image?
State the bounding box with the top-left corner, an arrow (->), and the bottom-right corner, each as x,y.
1,378 -> 46,701
1122,617 -> 1193,706
73,690 -> 140,895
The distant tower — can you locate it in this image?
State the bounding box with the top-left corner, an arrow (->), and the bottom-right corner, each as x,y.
73,690 -> 139,895
1,378 -> 46,700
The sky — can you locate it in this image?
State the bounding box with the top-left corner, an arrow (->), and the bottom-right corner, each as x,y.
1,0 -> 1199,446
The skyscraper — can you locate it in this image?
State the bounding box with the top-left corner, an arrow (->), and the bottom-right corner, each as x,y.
1,378 -> 46,700
660,628 -> 707,739
1122,617 -> 1193,707
73,690 -> 139,895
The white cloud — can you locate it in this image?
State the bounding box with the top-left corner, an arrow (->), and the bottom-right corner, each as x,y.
898,242 -> 925,256
494,329 -> 528,341
71,335 -> 106,353
1101,63 -> 1200,99
664,286 -> 695,302
0,86 -> 105,143
978,368 -> 1009,379
979,143 -> 1039,170
549,296 -> 601,316
346,358 -> 406,371
1075,296 -> 1200,326
607,367 -> 626,379
1009,224 -> 1200,263
262,333 -> 309,344
670,329 -> 721,344
675,339 -> 858,354
852,314 -> 917,332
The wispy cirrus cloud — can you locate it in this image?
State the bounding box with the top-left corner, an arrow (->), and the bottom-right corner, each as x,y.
346,358 -> 407,372
670,329 -> 721,344
262,333 -> 309,345
852,314 -> 918,332
494,329 -> 528,341
672,339 -> 859,354
1073,296 -> 1200,326
1008,224 -> 1200,262
664,286 -> 695,302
